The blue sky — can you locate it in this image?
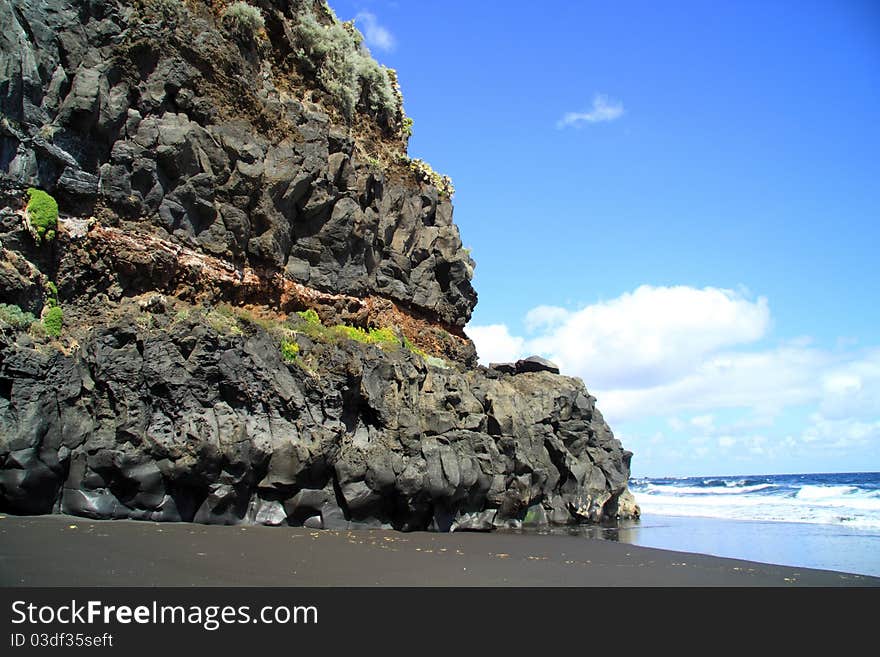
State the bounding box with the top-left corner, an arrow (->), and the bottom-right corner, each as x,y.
330,0 -> 880,476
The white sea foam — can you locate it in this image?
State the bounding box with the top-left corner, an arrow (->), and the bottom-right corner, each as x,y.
633,482 -> 880,530
795,485 -> 857,500
644,483 -> 776,496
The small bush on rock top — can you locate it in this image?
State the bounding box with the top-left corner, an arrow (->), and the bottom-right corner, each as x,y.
404,158 -> 455,198
221,2 -> 265,39
25,188 -> 58,243
0,303 -> 36,330
280,340 -> 300,363
291,5 -> 406,135
297,308 -> 321,325
289,308 -> 434,360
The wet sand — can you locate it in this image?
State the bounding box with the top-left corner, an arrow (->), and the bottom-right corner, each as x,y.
1,514 -> 877,586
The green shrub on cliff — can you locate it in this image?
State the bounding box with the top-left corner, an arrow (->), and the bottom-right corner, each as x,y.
221,2 -> 265,39
291,309 -> 397,349
401,116 -> 414,139
280,340 -> 300,363
289,308 -> 433,359
290,309 -> 330,342
0,303 -> 36,330
291,6 -> 405,134
42,306 -> 63,337
403,158 -> 455,198
25,188 -> 58,243
333,324 -> 399,348
44,281 -> 59,308
297,308 -> 321,325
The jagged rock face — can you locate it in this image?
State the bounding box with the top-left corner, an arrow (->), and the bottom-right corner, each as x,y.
0,0 -> 638,528
0,0 -> 476,326
0,304 -> 634,529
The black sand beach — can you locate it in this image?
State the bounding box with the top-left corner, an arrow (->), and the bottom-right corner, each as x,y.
1,514 -> 876,586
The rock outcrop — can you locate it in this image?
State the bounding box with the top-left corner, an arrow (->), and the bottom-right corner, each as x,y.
1,0 -> 475,326
0,0 -> 638,530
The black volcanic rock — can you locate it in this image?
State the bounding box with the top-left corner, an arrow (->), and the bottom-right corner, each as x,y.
0,0 -> 639,529
0,0 -> 476,326
0,308 -> 637,528
516,356 -> 560,375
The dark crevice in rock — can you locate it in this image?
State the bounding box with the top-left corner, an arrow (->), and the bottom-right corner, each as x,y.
0,377 -> 11,400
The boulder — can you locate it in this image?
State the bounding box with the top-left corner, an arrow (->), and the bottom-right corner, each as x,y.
516,356 -> 560,374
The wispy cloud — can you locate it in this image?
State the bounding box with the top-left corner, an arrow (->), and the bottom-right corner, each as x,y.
355,12 -> 395,52
557,94 -> 624,128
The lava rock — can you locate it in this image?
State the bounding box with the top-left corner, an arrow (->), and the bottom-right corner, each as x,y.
0,313 -> 639,529
0,0 -> 638,532
0,0 -> 477,327
515,356 -> 560,375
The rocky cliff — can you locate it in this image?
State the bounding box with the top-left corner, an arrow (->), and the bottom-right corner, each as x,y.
0,0 -> 638,530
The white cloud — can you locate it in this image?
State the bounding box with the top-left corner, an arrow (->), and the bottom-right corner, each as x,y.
524,305 -> 570,332
800,414 -> 880,450
526,285 -> 770,389
466,284 -> 880,473
823,373 -> 862,396
465,324 -> 524,364
557,94 -> 624,128
818,348 -> 880,419
355,12 -> 395,52
597,344 -> 830,420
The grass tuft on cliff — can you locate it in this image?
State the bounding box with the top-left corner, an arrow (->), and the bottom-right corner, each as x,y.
25,188 -> 58,243
402,335 -> 428,359
333,324 -> 398,347
184,303 -> 439,365
289,307 -> 437,361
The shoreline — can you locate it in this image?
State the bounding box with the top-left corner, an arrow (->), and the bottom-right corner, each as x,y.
515,512 -> 880,578
1,514 -> 877,587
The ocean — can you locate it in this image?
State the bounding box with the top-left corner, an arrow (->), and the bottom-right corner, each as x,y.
629,471 -> 880,530
617,471 -> 880,577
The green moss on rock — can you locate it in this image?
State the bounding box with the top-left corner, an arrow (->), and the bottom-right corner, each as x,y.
26,188 -> 59,243
42,306 -> 63,337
